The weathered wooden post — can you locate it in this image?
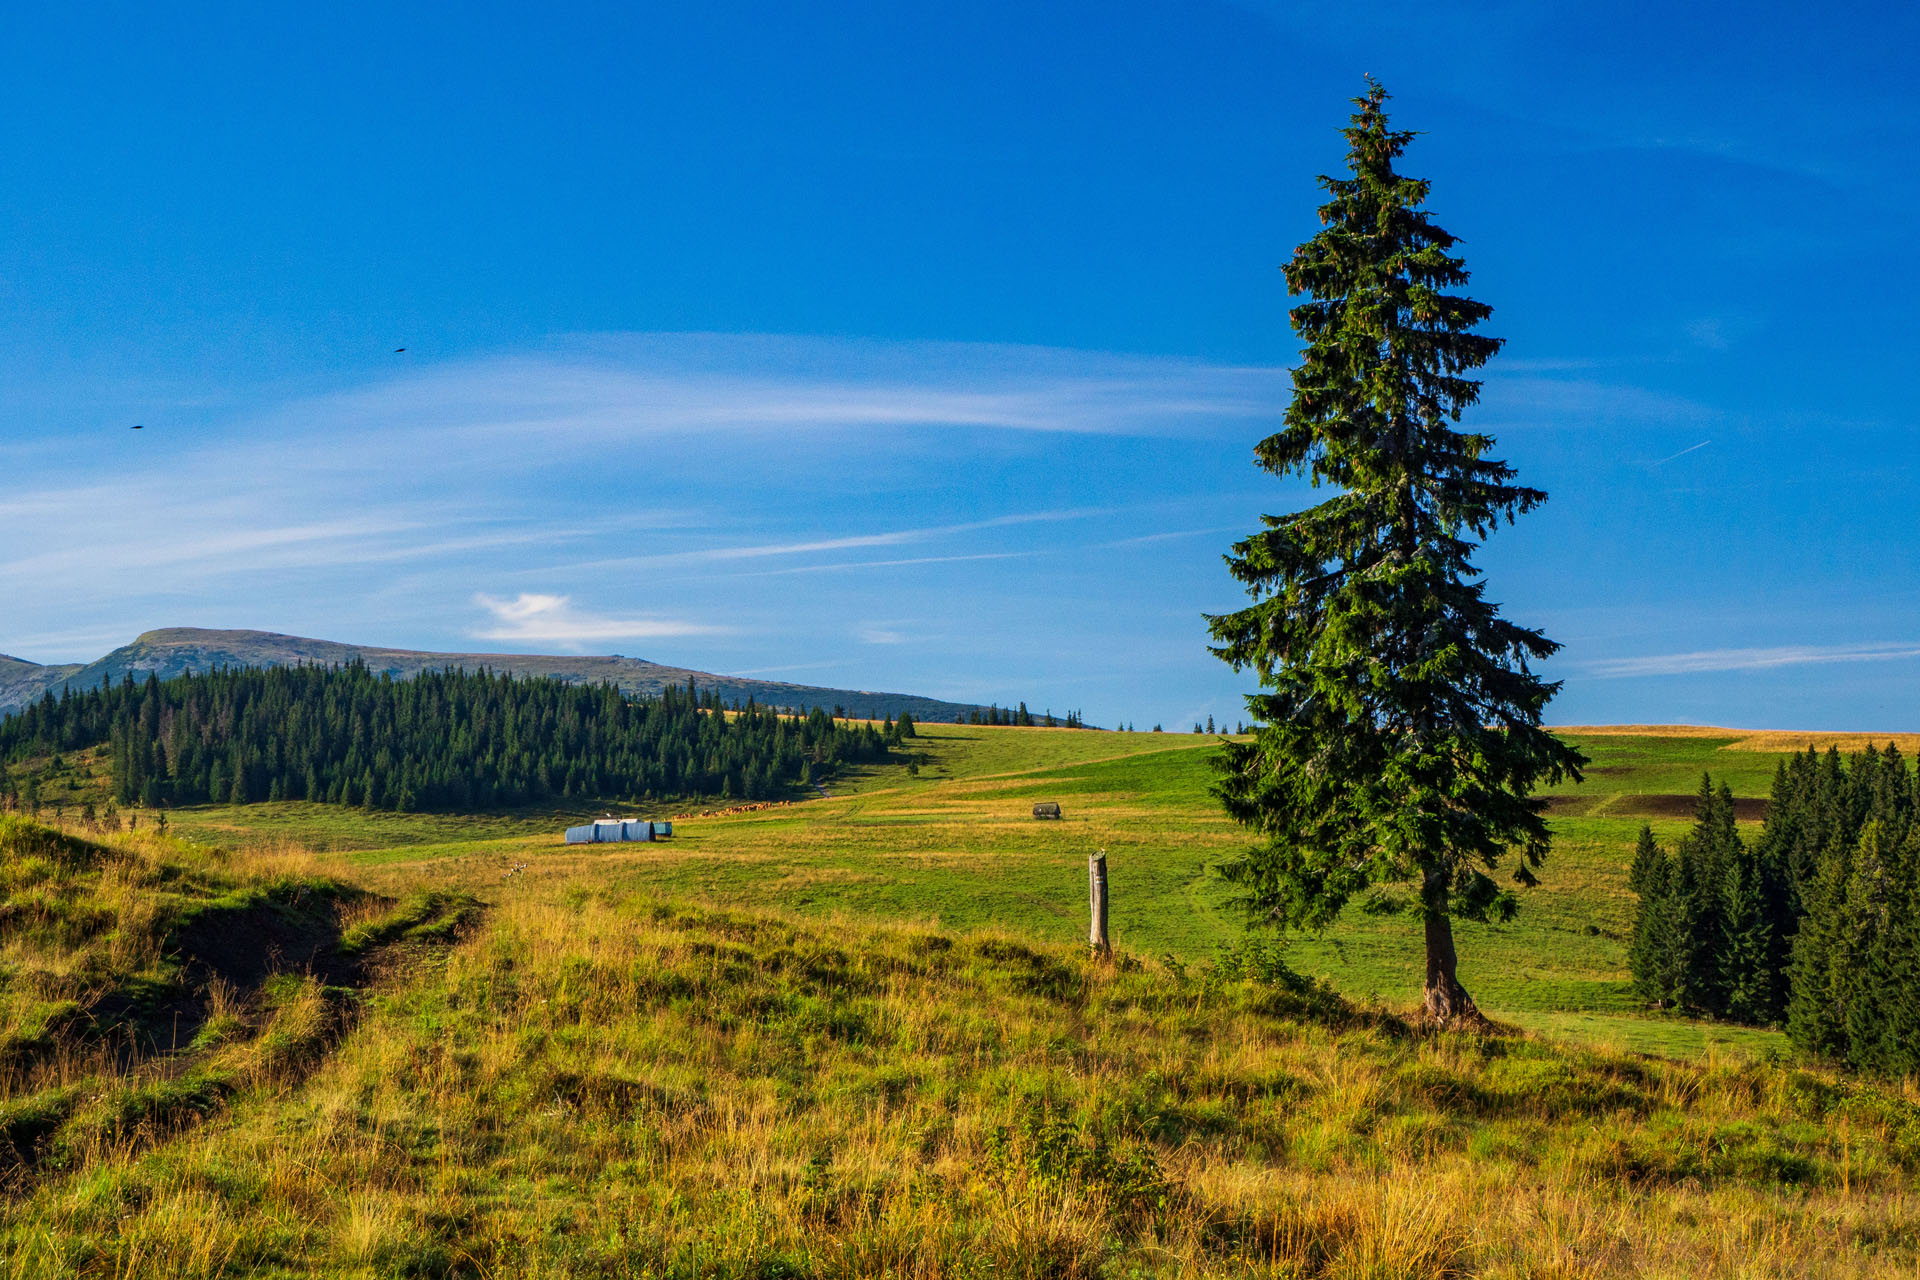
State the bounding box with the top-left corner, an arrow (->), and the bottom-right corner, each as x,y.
1088,849 -> 1111,960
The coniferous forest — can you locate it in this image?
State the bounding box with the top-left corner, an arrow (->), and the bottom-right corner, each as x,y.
0,664 -> 912,812
1628,744 -> 1920,1075
957,702 -> 1082,727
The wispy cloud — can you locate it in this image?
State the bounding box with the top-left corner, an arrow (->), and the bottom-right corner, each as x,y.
731,551 -> 1038,578
559,508 -> 1110,575
3,333 -> 1297,679
1097,525 -> 1244,549
1475,375 -> 1718,429
0,624 -> 144,661
722,660 -> 851,677
1587,643 -> 1920,679
4,335 -> 1261,640
269,334 -> 1290,448
470,593 -> 727,650
0,483 -> 578,589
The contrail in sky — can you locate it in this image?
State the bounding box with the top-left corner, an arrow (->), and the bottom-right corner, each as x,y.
1652,439 -> 1712,466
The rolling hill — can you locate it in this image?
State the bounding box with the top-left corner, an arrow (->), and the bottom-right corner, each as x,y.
6,782 -> 1919,1275
127,720 -> 1834,1060
0,627 -> 1009,723
0,653 -> 83,711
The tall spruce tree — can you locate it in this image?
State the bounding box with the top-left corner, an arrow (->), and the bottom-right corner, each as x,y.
1666,776 -> 1738,1015
1753,753 -> 1814,1012
1627,825 -> 1678,1005
1208,82 -> 1583,1023
1831,820 -> 1898,1070
1860,829 -> 1920,1076
1787,830 -> 1856,1058
1718,843 -> 1773,1024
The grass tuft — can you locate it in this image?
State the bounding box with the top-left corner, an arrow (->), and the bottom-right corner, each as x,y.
336,890 -> 481,957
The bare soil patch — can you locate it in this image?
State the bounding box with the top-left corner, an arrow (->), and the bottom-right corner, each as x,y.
1621,793 -> 1769,822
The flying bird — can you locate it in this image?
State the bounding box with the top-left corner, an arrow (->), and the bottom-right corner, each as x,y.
131,424 -> 143,430
394,347 -> 406,353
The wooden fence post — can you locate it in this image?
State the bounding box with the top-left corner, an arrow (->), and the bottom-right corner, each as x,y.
1088,849 -> 1111,960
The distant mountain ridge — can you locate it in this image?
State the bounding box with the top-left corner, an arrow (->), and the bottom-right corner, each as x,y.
0,654 -> 85,710
0,628 -> 1003,723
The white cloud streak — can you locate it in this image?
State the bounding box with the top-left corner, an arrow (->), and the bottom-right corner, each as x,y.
1586,644 -> 1920,679
557,508 -> 1109,574
2,336 -> 1270,643
1474,375 -> 1717,428
469,593 -> 728,650
0,484 -> 577,589
261,335 -> 1292,449
721,661 -> 851,677
728,551 -> 1038,578
2,333 -> 1694,618
1096,525 -> 1244,549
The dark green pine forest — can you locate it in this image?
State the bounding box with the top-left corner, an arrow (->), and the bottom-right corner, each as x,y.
0,664 -> 913,812
1629,744 -> 1920,1076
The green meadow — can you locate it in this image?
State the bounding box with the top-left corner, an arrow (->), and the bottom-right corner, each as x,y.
99,722 -> 1863,1061
8,727 -> 1920,1277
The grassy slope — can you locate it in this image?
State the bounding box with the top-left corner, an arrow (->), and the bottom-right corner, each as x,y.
0,818 -> 475,1196
120,724 -> 1838,1061
5,735 -> 1920,1277
5,891 -> 1920,1277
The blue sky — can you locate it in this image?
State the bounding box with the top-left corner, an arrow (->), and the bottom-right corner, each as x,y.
2,1 -> 1916,730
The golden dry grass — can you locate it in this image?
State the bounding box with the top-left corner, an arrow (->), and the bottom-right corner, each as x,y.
6,889 -> 1918,1277
7,801 -> 1920,1277
1552,724 -> 1920,753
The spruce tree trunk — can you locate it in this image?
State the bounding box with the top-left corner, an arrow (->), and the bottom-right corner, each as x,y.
1422,868 -> 1482,1024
